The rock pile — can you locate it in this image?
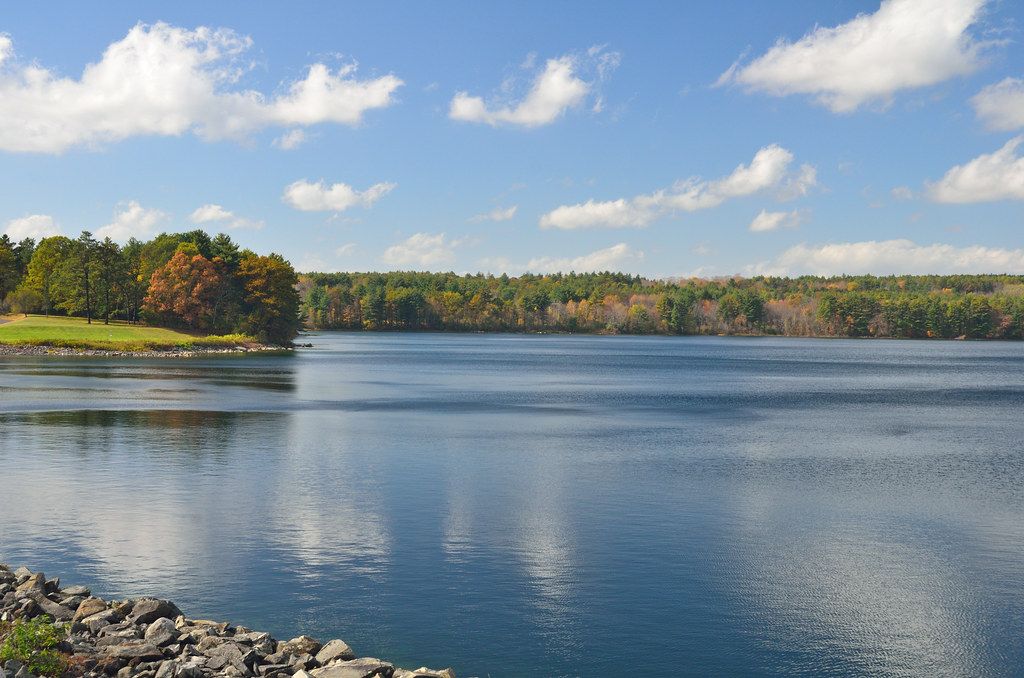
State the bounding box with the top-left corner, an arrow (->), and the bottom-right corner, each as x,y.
0,566 -> 454,678
0,346 -> 290,358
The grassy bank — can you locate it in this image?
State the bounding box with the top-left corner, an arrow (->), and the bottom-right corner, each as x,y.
0,315 -> 259,352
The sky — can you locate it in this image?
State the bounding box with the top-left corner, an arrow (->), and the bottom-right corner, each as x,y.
1,0 -> 1023,278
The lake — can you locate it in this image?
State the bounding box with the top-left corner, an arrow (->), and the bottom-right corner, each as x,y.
1,333 -> 1023,677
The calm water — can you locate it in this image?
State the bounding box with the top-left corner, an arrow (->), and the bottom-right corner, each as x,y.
1,333 -> 1023,677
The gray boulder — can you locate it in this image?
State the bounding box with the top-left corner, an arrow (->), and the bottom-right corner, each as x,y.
145,618 -> 181,647
309,658 -> 394,678
315,639 -> 355,665
279,635 -> 322,657
103,641 -> 165,661
74,596 -> 108,620
130,599 -> 183,625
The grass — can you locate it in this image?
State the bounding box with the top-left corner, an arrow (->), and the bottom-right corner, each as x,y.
0,314 -> 258,351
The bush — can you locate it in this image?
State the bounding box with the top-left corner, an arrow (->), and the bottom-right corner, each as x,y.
0,616 -> 67,677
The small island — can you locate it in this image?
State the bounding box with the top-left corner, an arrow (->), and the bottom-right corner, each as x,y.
0,230 -> 300,355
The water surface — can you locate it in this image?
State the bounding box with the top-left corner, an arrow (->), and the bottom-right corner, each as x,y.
1,333 -> 1022,677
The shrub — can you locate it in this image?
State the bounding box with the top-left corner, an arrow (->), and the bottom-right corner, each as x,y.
0,616 -> 67,677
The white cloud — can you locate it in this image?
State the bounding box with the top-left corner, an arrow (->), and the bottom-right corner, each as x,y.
540,144 -> 812,229
95,201 -> 168,241
717,0 -> 988,113
335,242 -> 358,257
273,129 -> 307,150
749,209 -> 803,232
750,239 -> 1024,276
4,214 -> 62,240
189,203 -> 262,230
469,205 -> 518,223
891,185 -> 915,200
382,232 -> 459,269
0,22 -> 403,153
972,77 -> 1024,131
449,48 -> 618,127
526,243 -> 643,273
283,179 -> 396,212
928,136 -> 1024,203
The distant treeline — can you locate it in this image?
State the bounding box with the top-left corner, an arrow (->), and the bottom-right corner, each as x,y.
299,271 -> 1024,339
0,231 -> 300,344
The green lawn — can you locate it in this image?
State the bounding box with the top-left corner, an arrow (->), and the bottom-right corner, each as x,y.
0,315 -> 254,351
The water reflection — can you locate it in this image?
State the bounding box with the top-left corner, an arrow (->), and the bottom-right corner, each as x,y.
1,335 -> 1023,676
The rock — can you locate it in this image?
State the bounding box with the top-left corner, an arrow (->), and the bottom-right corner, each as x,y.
196,636 -> 231,653
130,599 -> 183,625
309,658 -> 394,678
288,653 -> 317,671
62,585 -> 91,597
15,572 -> 45,593
203,641 -> 258,676
59,594 -> 87,610
13,567 -> 32,579
24,590 -> 75,620
144,618 -> 180,647
75,597 -> 109,620
315,639 -> 355,665
280,635 -> 322,657
394,669 -> 455,678
155,660 -> 181,678
103,641 -> 165,661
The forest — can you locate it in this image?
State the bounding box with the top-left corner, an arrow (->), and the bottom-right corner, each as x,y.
0,231 -> 300,345
299,270 -> 1024,340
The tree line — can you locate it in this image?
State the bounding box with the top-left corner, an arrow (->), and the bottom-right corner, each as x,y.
298,271 -> 1024,340
0,230 -> 300,344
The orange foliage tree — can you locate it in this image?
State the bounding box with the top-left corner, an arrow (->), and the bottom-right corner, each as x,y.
143,248 -> 224,330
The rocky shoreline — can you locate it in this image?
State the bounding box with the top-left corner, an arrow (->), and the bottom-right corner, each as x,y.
0,565 -> 454,678
0,345 -> 291,358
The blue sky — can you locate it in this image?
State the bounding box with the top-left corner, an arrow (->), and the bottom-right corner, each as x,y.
1,0 -> 1023,277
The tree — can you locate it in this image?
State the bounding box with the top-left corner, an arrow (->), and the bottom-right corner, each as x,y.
23,236 -> 72,316
0,236 -> 20,300
236,253 -> 301,344
94,238 -> 123,324
5,288 -> 43,315
51,232 -> 98,322
143,246 -> 224,330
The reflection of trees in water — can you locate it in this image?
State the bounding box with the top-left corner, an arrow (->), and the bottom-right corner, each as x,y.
2,410 -> 287,462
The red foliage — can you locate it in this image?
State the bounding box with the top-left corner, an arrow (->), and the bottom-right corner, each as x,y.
143,250 -> 224,329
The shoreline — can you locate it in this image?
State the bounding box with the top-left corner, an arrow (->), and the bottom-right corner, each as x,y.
0,564 -> 455,678
0,345 -> 292,359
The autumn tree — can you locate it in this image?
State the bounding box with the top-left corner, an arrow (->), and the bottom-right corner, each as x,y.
237,253 -> 301,344
143,245 -> 224,330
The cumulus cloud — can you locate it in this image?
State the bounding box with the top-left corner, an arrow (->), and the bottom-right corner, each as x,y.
0,22 -> 403,153
335,242 -> 358,257
750,239 -> 1024,276
749,209 -> 803,232
4,214 -> 62,240
95,201 -> 168,241
972,77 -> 1024,131
717,0 -> 988,113
189,203 -> 262,230
382,233 -> 459,269
469,205 -> 518,223
450,47 -> 618,127
927,136 -> 1024,203
526,243 -> 644,273
273,129 -> 307,150
540,144 -> 813,229
283,179 -> 396,212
